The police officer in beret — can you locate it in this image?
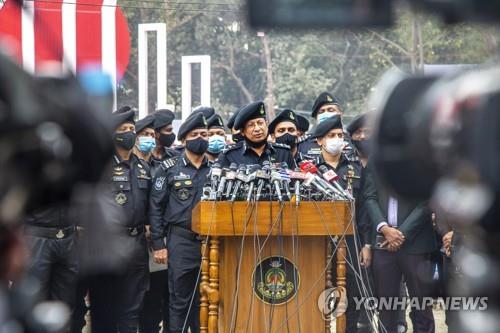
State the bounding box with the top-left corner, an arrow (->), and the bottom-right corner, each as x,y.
151,109 -> 179,172
298,91 -> 355,158
347,113 -> 372,168
134,114 -> 156,163
312,115 -> 371,333
296,114 -> 310,138
149,112 -> 211,333
268,108 -> 310,164
216,101 -> 296,168
135,113 -> 170,333
88,106 -> 150,333
226,107 -> 244,144
206,114 -> 228,162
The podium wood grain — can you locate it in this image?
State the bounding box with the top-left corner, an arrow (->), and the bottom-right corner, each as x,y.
192,201 -> 353,333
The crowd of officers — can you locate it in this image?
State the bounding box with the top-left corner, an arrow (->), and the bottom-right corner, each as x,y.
17,91 -> 459,333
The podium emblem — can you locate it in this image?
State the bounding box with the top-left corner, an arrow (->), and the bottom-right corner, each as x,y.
252,256 -> 299,305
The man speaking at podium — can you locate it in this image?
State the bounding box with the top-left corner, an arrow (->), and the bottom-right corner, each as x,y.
216,101 -> 296,168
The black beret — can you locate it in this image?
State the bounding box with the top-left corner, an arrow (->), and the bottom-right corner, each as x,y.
311,92 -> 342,118
207,114 -> 225,129
227,108 -> 241,130
177,112 -> 207,141
346,113 -> 367,136
296,114 -> 310,133
268,109 -> 298,134
135,114 -> 155,133
112,105 -> 135,128
153,109 -> 175,130
234,101 -> 266,131
312,114 -> 343,138
192,106 -> 215,120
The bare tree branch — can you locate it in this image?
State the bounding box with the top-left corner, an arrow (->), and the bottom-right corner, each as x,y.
368,29 -> 411,56
214,46 -> 254,103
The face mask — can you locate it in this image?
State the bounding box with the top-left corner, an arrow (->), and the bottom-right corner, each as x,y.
232,132 -> 244,143
324,137 -> 344,155
207,135 -> 226,154
185,137 -> 208,155
159,133 -> 175,147
276,133 -> 297,148
245,137 -> 267,149
353,139 -> 371,157
136,136 -> 156,153
114,131 -> 136,151
317,112 -> 336,124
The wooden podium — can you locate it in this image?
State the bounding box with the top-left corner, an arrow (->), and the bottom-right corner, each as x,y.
192,201 -> 353,333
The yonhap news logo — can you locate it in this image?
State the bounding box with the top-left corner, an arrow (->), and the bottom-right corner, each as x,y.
352,296 -> 488,311
317,287 -> 348,320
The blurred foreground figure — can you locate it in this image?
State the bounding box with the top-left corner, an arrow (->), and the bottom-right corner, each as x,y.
0,50 -> 113,332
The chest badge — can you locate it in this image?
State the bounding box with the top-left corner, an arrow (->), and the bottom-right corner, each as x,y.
56,229 -> 65,239
177,188 -> 191,201
115,192 -> 128,205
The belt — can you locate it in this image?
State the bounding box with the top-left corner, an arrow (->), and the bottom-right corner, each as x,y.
24,225 -> 75,239
170,225 -> 202,241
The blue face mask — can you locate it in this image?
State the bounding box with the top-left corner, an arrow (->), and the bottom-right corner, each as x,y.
207,135 -> 226,154
317,112 -> 336,124
137,136 -> 156,153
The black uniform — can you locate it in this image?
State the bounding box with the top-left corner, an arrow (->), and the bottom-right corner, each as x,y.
314,153 -> 371,333
88,154 -> 150,333
22,204 -> 78,310
149,154 -> 211,333
217,141 -> 296,169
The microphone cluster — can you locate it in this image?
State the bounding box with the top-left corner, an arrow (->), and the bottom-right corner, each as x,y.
202,160 -> 353,203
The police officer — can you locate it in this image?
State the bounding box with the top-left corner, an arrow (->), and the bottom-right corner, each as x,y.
216,101 -> 295,168
134,114 -> 157,164
298,92 -> 354,158
296,113 -> 310,139
22,203 -> 78,316
206,114 -> 228,162
88,107 -> 150,333
311,115 -> 369,333
347,113 -> 372,168
268,108 -> 310,164
134,114 -> 170,333
151,109 -> 179,171
149,112 -> 211,333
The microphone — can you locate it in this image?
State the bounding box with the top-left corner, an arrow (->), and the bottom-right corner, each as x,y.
246,165 -> 261,202
300,161 -> 345,199
270,163 -> 284,202
279,162 -> 292,200
224,163 -> 238,199
230,165 -> 248,202
255,161 -> 271,201
287,168 -> 307,205
318,165 -> 354,200
299,162 -> 338,198
216,168 -> 229,200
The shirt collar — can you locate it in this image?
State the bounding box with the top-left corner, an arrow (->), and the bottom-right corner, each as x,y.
181,153 -> 209,168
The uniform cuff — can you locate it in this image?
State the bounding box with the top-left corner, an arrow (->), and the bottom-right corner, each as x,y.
377,222 -> 388,233
152,238 -> 166,251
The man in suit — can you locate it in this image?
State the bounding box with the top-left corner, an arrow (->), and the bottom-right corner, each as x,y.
363,164 -> 437,333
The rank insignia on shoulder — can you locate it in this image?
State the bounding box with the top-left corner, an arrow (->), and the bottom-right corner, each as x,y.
162,157 -> 178,170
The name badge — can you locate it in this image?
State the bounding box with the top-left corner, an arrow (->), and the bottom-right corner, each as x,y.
113,176 -> 128,182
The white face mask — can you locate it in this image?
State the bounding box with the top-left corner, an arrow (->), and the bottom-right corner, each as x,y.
324,137 -> 344,155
